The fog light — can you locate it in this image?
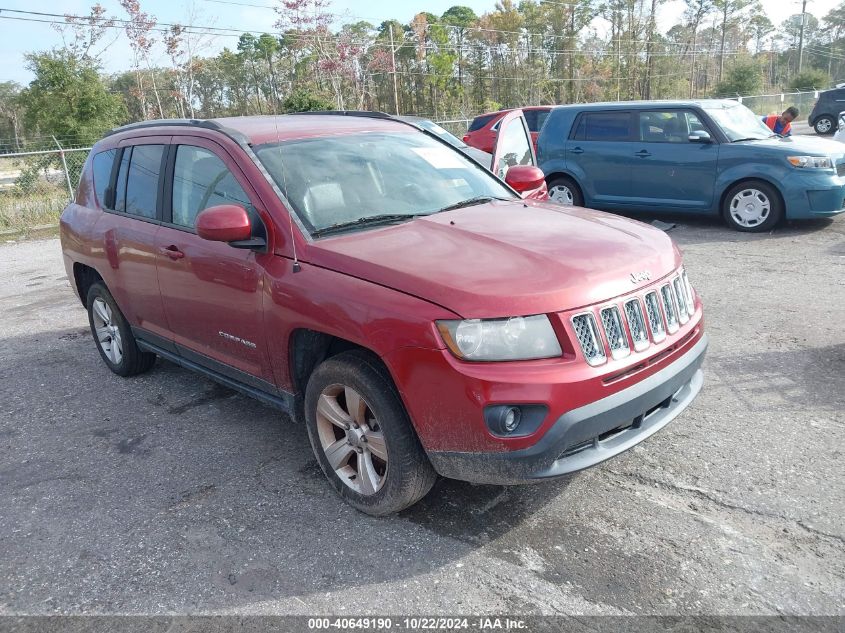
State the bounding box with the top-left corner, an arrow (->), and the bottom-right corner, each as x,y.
502,407 -> 521,433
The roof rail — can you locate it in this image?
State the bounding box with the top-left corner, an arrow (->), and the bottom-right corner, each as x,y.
290,110 -> 394,120
103,118 -> 226,138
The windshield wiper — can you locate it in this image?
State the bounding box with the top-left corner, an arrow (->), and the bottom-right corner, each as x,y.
434,195 -> 509,214
311,213 -> 423,238
731,136 -> 767,142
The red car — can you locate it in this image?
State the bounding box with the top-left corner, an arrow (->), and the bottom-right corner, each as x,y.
61,111 -> 707,515
464,106 -> 553,154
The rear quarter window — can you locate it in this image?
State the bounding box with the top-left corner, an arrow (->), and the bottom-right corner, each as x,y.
468,114 -> 498,132
91,149 -> 117,209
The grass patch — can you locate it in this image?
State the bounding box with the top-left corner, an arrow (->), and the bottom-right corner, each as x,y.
0,193 -> 66,232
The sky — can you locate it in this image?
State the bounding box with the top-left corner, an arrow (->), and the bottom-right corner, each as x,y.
0,0 -> 841,85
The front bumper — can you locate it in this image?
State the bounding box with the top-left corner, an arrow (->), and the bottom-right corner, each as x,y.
784,172 -> 845,219
427,333 -> 708,485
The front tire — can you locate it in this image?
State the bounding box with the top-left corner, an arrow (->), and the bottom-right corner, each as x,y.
721,180 -> 783,232
813,116 -> 835,135
304,351 -> 436,516
547,176 -> 583,207
86,282 -> 156,376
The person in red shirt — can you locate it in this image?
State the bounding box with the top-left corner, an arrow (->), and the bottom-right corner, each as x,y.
762,107 -> 799,136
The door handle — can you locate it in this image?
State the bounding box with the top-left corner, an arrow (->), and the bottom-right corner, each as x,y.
635,150 -> 652,158
570,146 -> 584,154
160,245 -> 185,260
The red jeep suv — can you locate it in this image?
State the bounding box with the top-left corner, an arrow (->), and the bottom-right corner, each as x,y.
61,112 -> 707,515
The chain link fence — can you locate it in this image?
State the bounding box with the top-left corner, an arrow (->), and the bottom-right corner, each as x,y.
0,146 -> 89,233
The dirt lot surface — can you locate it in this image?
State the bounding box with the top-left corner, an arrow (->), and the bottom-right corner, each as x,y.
0,215 -> 843,616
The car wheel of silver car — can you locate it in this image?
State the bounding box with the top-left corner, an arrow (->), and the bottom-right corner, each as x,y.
304,350 -> 437,515
547,176 -> 583,207
721,181 -> 783,232
86,282 -> 156,377
813,116 -> 835,135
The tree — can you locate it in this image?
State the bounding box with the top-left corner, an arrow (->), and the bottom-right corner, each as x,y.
788,69 -> 830,90
747,9 -> 774,54
441,6 -> 478,98
0,82 -> 23,152
53,3 -> 118,64
119,0 -> 163,119
713,58 -> 763,95
713,0 -> 752,82
19,52 -> 125,146
282,89 -> 333,112
684,0 -> 714,96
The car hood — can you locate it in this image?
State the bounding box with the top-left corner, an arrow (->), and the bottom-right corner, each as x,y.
304,201 -> 681,317
747,135 -> 845,157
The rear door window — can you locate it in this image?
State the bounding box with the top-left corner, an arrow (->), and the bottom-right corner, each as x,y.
124,145 -> 165,219
583,112 -> 633,141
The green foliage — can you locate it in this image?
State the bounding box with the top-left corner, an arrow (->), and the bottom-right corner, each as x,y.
788,69 -> 831,91
714,60 -> 763,96
19,52 -> 125,146
282,89 -> 334,112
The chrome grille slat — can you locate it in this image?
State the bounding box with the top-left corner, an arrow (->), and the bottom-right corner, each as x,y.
644,291 -> 666,342
571,313 -> 606,366
600,306 -> 630,359
681,270 -> 695,317
672,277 -> 689,324
624,299 -> 649,352
660,284 -> 679,333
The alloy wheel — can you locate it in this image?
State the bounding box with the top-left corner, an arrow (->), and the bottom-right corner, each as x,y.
729,188 -> 771,228
549,185 -> 574,205
91,297 -> 123,365
315,384 -> 388,496
816,118 -> 833,134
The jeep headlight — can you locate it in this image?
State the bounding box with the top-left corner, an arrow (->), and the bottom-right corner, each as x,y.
437,315 -> 562,361
787,155 -> 833,169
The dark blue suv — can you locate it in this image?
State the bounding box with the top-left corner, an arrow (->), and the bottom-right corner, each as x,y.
537,99 -> 845,232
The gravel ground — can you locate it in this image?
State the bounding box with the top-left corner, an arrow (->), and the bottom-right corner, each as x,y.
0,215 -> 843,616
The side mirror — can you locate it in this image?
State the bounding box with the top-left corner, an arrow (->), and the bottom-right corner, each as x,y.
505,165 -> 546,193
196,204 -> 252,243
688,131 -> 712,143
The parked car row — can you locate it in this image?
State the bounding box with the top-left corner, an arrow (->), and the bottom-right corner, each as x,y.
465,99 -> 845,232
808,85 -> 845,135
62,110 -> 707,515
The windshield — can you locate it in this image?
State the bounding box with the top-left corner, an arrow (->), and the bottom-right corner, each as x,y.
254,131 -> 516,234
413,119 -> 467,149
703,102 -> 775,141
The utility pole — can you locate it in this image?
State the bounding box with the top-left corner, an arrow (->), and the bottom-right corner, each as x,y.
797,0 -> 807,73
389,24 -> 400,115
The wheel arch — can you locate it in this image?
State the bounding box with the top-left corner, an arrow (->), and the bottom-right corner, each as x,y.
288,329 -> 392,399
718,176 -> 786,216
72,262 -> 104,307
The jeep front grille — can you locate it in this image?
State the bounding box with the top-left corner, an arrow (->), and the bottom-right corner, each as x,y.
570,272 -> 695,366
600,306 -> 630,359
660,284 -> 679,333
571,313 -> 606,366
624,299 -> 649,351
644,291 -> 666,342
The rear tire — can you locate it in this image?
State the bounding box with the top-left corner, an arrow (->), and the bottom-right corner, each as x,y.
721,180 -> 783,232
86,282 -> 156,376
304,350 -> 436,516
547,176 -> 583,207
813,116 -> 835,135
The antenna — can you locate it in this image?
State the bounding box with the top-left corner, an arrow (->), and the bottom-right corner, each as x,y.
272,112 -> 301,273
